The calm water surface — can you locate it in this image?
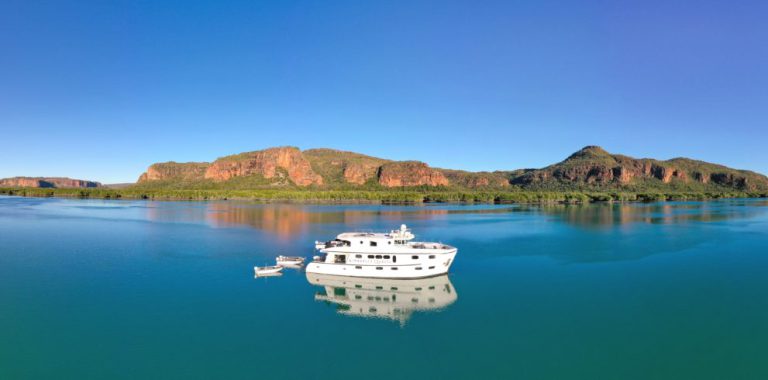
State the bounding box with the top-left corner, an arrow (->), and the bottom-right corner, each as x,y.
1,196 -> 767,379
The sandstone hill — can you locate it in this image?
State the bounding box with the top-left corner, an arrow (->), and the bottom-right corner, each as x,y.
0,177 -> 102,188
133,145 -> 768,192
512,146 -> 768,191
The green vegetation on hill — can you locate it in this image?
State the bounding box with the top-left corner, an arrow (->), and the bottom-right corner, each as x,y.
2,187 -> 766,204
5,145 -> 767,204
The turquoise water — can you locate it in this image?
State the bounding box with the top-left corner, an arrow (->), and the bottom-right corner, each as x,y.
1,196 -> 768,379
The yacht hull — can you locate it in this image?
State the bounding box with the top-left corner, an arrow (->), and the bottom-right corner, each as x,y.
305,250 -> 457,279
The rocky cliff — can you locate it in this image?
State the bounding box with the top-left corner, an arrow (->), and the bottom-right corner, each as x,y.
0,177 -> 102,188
204,147 -> 324,186
133,145 -> 768,191
512,146 -> 768,191
137,162 -> 210,182
303,148 -> 388,185
378,161 -> 449,187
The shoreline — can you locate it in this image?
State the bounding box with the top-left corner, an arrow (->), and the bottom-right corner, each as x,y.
2,187 -> 766,205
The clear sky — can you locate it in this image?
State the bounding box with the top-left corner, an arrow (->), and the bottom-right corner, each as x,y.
1,0 -> 766,183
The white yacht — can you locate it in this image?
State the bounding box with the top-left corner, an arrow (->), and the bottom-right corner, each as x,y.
307,224 -> 457,279
306,273 -> 457,325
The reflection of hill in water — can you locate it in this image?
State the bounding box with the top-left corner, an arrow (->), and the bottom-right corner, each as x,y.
458,200 -> 768,264
528,200 -> 768,229
146,202 -> 524,239
306,273 -> 457,325
143,200 -> 768,262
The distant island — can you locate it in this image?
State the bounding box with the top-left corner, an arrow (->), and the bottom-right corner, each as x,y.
2,146 -> 767,203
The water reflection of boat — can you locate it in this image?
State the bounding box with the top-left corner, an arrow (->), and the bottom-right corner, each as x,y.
276,255 -> 305,266
306,272 -> 457,325
254,265 -> 283,276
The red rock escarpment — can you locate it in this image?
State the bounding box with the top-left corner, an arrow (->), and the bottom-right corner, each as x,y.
0,177 -> 102,188
342,162 -> 382,185
204,147 -> 323,186
377,161 -> 449,187
137,162 -> 210,182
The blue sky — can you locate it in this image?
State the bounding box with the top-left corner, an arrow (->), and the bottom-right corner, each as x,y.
1,0 -> 766,183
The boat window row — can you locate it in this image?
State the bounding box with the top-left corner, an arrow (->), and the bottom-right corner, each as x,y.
410,255 -> 436,259
355,254 -> 394,260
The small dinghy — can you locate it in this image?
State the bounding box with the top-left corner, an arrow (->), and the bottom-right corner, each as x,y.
276,255 -> 305,266
254,265 -> 284,276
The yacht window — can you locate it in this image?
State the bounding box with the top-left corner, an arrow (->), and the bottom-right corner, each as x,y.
376,286 -> 383,290
368,255 -> 374,259
383,255 -> 390,259
429,286 -> 435,289
412,255 -> 418,260
393,256 -> 397,263
415,267 -> 422,270
375,255 -> 382,259
355,285 -> 362,288
415,287 -> 422,291
391,267 -> 398,270
370,241 -> 377,247
429,266 -> 435,269
429,255 -> 435,259
411,298 -> 418,303
355,266 -> 362,269
376,267 -> 383,270
355,254 -> 362,258
355,295 -> 362,300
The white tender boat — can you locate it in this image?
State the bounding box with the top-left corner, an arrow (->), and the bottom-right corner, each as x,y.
307,224 -> 457,279
276,255 -> 305,266
254,265 -> 284,276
